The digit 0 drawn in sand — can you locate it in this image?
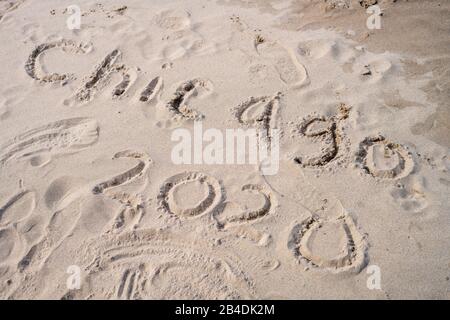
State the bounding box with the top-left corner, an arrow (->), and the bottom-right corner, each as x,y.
214,184 -> 276,229
287,213 -> 368,274
294,104 -> 351,168
165,79 -> 213,120
25,40 -> 92,84
157,171 -> 224,219
355,135 -> 414,180
92,151 -> 152,233
62,229 -> 255,299
74,50 -> 137,102
139,76 -> 163,102
0,117 -> 99,167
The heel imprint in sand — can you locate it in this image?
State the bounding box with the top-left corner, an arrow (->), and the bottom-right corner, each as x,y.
0,191 -> 36,228
0,191 -> 36,268
256,38 -> 310,89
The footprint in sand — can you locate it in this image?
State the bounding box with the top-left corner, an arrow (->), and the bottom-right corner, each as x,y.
256,40 -> 309,89
153,9 -> 191,32
0,190 -> 36,270
294,104 -> 351,168
0,117 -> 99,168
62,229 -> 255,299
358,59 -> 393,83
157,171 -> 224,219
0,190 -> 36,227
25,39 -> 92,84
389,176 -> 429,214
7,150 -> 151,280
11,155 -> 150,279
11,176 -> 89,275
288,212 -> 368,274
0,227 -> 25,267
298,38 -> 340,60
44,176 -> 87,211
355,135 -> 414,180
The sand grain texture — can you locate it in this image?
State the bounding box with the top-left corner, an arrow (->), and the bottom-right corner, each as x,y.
0,0 -> 449,299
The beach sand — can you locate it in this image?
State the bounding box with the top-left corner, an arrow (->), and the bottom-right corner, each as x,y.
0,0 -> 449,299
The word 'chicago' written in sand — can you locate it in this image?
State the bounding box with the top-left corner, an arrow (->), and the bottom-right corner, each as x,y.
25,40 -> 414,181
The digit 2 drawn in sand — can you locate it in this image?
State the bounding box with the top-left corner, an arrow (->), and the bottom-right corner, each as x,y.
92,150 -> 152,233
63,229 -> 255,299
0,117 -> 99,167
288,213 -> 368,274
294,104 -> 351,167
25,40 -> 92,84
157,171 -> 224,219
355,135 -> 414,180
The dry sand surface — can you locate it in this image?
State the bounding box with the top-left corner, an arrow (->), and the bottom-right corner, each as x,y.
0,0 -> 449,299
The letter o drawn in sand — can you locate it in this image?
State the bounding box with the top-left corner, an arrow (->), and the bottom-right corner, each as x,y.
157,172 -> 224,218
288,214 -> 368,274
355,135 -> 414,180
